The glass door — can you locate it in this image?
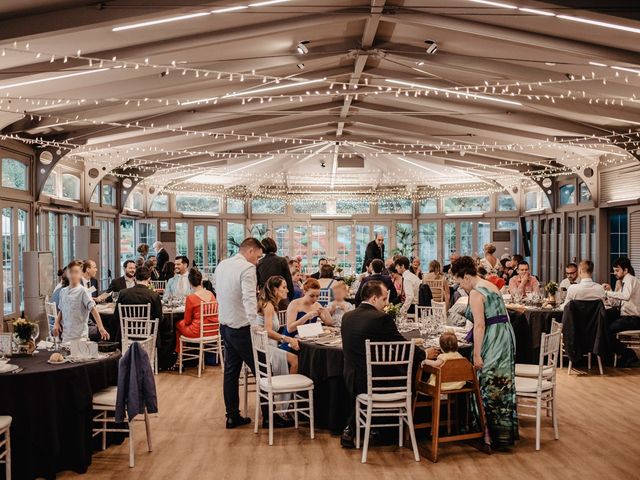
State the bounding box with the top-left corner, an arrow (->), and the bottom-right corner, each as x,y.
193,222 -> 219,270
95,217 -> 116,290
310,222 -> 329,270
335,222 -> 354,274
0,203 -> 30,316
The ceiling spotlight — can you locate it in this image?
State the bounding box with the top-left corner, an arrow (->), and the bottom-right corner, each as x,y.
297,41 -> 309,55
320,161 -> 326,168
296,63 -> 305,70
424,40 -> 438,55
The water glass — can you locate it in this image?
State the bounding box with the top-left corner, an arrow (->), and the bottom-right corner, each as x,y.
112,291 -> 119,303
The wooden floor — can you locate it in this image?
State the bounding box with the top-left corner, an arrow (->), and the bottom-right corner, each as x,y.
60,363 -> 640,480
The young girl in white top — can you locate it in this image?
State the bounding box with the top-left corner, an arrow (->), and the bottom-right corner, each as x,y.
422,331 -> 465,391
327,281 -> 354,328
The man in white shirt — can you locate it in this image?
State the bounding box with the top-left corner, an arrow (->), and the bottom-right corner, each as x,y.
603,257 -> 640,367
562,260 -> 605,308
395,256 -> 421,315
164,256 -> 192,298
213,238 -> 280,429
559,262 -> 579,292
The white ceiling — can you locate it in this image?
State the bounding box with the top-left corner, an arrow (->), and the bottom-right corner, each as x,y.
1,0 -> 639,197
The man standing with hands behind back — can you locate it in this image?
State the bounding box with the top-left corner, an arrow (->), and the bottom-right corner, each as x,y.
362,233 -> 385,273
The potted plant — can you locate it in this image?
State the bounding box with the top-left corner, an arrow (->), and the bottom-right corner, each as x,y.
12,318 -> 38,355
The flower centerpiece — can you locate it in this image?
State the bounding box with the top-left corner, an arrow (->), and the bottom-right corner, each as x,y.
384,303 -> 402,320
12,318 -> 37,354
343,274 -> 356,288
544,281 -> 559,303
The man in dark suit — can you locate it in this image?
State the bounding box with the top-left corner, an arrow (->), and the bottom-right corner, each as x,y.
354,259 -> 399,306
310,258 -> 328,280
256,237 -> 295,303
361,233 -> 385,272
340,280 -> 425,448
81,259 -> 100,297
153,241 -> 169,274
107,260 -> 137,295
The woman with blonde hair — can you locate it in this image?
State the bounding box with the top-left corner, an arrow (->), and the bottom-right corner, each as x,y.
423,259 -> 450,306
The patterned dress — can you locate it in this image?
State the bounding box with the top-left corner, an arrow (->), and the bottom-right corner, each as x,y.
465,285 -> 518,448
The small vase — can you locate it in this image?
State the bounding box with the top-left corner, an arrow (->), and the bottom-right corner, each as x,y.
14,335 -> 35,355
547,294 -> 557,304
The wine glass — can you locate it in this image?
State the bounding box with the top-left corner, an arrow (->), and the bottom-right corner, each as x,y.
111,291 -> 119,303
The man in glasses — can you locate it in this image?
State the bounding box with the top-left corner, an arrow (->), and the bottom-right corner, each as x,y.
559,262 -> 579,292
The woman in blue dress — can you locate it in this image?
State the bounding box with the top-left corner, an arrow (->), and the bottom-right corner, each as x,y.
451,256 -> 518,450
256,276 -> 299,373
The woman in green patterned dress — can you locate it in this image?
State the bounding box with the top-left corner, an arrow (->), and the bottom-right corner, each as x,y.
451,256 -> 518,450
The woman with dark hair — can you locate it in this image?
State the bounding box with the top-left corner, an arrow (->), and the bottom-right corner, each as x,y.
174,268 -> 218,352
284,278 -> 333,349
451,255 -> 517,451
257,237 -> 295,306
257,276 -> 299,374
160,261 -> 175,282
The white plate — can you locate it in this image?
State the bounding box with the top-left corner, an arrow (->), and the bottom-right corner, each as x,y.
47,359 -> 68,365
0,363 -> 20,374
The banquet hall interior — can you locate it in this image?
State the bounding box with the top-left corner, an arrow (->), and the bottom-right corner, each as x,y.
1,0 -> 640,479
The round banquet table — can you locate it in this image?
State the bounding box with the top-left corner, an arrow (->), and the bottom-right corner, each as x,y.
507,306 -> 563,364
0,350 -> 120,480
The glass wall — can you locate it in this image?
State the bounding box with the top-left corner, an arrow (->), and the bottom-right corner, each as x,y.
119,218 -> 135,265
274,224 -> 291,258
175,222 -> 188,256
95,218 -> 116,290
443,222 -> 456,263
477,222 -> 491,256
395,222 -> 414,257
418,222 -> 437,268
460,221 -> 473,256
609,210 -> 628,285
336,224 -> 353,271
227,222 -> 245,258
1,205 -> 29,316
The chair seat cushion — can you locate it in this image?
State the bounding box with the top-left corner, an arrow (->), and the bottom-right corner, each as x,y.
0,415 -> 11,430
515,376 -> 553,393
92,386 -> 118,406
617,330 -> 640,338
356,393 -> 408,409
259,374 -> 313,392
180,335 -> 220,343
515,363 -> 553,378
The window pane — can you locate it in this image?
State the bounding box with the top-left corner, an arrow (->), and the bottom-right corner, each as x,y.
127,191 -> 143,211
176,194 -> 220,213
444,222 -> 457,263
150,194 -> 169,212
3,208 -> 13,314
419,199 -> 437,214
497,220 -> 518,230
355,224 -> 370,272
207,225 -> 218,267
227,198 -> 245,214
418,222 -> 437,267
336,200 -> 369,214
477,222 -> 491,257
378,199 -> 412,214
293,200 -> 327,215
336,224 -> 353,272
460,221 -> 473,256
160,220 -> 169,231
567,217 -> 576,263
311,224 -> 328,268
589,216 -> 596,270
227,222 -> 245,258
62,214 -> 72,266
138,222 -> 156,254
18,209 -> 28,310
250,223 -> 268,240
559,184 -> 576,206
43,171 -> 57,196
579,182 -> 592,203
251,199 -> 285,215
175,222 -> 188,257
102,184 -> 115,206
497,193 -> 517,211
293,225 -> 309,270
119,219 -> 135,266
444,196 -> 490,213
2,158 -> 27,190
90,185 -> 100,204
62,173 -> 80,200
395,222 -> 414,257
579,216 -> 587,261
274,224 -> 290,258
194,225 -> 204,269
525,191 -> 538,211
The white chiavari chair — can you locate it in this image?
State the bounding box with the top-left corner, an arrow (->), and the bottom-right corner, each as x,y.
318,289 -> 331,307
119,304 -> 158,374
150,280 -> 166,292
251,326 -> 314,446
44,300 -> 58,334
425,279 -> 445,304
0,416 -> 11,480
516,319 -> 563,378
614,330 -> 640,367
178,301 -> 222,378
515,330 -> 561,451
356,340 -> 420,463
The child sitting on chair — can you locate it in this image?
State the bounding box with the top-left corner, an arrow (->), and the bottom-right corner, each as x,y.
422,331 -> 466,391
326,281 -> 354,328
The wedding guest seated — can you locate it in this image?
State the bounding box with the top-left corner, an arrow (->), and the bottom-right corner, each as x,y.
509,254 -> 524,280
559,262 -> 579,292
310,258 -> 328,280
423,260 -> 451,306
115,266 -> 163,326
175,269 -> 218,353
388,265 -> 404,301
355,259 -> 398,306
327,281 -> 354,327
422,331 -> 466,390
317,264 -> 336,290
160,261 -> 175,282
107,259 -> 137,295
561,260 -> 605,307
256,275 -> 299,374
291,270 -> 304,299
603,257 -> 640,367
508,260 -> 540,296
165,256 -> 192,299
395,256 -> 421,315
285,278 -> 333,342
443,251 -> 460,274
340,280 -> 425,448
53,260 -> 109,341
145,256 -> 160,281
81,259 -> 99,297
410,257 -> 423,280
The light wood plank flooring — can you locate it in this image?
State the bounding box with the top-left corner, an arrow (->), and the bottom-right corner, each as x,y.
60,364 -> 640,480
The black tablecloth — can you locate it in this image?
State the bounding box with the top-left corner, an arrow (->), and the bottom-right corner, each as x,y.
0,351 -> 120,480
508,308 -> 563,364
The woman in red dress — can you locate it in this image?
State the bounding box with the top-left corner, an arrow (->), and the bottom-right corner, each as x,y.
175,269 -> 218,352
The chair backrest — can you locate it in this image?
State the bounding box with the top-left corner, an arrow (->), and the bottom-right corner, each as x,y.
119,303 -> 152,341
364,340 -> 416,398
418,357 -> 477,390
431,300 -> 448,312
250,326 -> 273,388
199,301 -> 219,338
551,319 -> 562,334
123,335 -> 156,370
277,309 -> 287,327
416,304 -> 446,326
536,330 -> 562,383
45,301 -> 58,331
425,279 -> 444,302
151,280 -> 166,291
318,289 -> 331,306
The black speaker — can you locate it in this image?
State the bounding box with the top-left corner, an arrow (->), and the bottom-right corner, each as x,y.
519,216 -> 531,257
